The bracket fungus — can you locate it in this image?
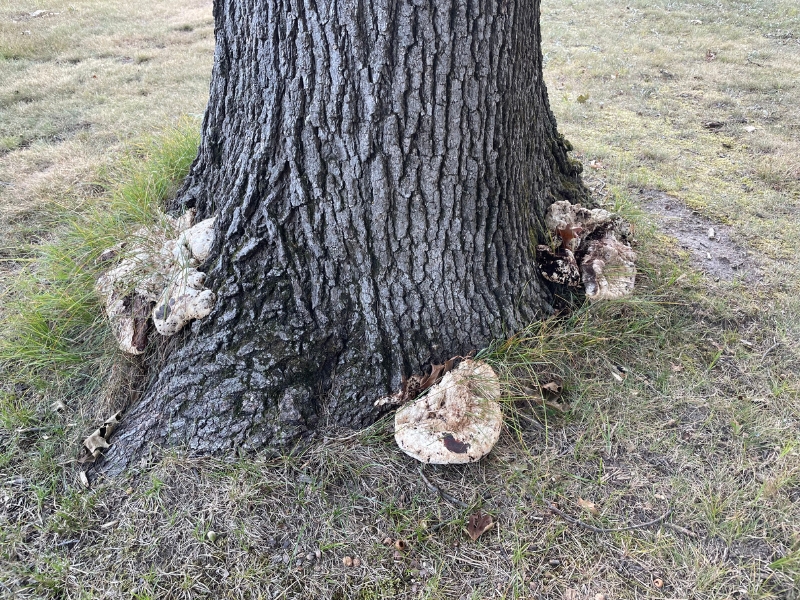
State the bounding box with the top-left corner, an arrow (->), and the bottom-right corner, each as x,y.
95,211 -> 217,354
538,200 -> 636,301
581,233 -> 637,301
394,360 -> 503,464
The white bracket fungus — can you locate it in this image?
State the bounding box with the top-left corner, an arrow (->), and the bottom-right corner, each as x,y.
538,200 -> 636,301
581,233 -> 637,301
95,211 -> 217,354
394,360 -> 503,464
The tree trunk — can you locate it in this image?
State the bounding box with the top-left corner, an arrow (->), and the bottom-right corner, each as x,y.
100,0 -> 585,473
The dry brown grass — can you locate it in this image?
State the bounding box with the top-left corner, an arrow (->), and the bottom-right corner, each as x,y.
0,0 -> 213,235
1,0 -> 799,599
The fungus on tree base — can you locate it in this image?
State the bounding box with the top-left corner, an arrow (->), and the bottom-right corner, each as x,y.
536,245 -> 581,287
95,212 -> 217,354
394,360 -> 503,464
152,273 -> 216,336
581,233 -> 637,301
538,200 -> 636,300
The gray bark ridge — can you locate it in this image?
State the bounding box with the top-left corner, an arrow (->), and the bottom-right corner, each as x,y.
99,0 -> 585,474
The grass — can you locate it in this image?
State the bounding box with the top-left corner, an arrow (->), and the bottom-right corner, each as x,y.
1,0 -> 800,598
0,0 -> 213,237
0,121 -> 200,389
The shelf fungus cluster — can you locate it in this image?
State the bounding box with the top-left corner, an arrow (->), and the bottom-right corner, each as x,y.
392,360 -> 503,464
537,201 -> 637,301
95,209 -> 217,354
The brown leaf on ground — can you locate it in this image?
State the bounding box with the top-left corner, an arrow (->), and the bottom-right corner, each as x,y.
542,381 -> 562,394
418,358 -> 457,391
398,358 -> 460,405
81,411 -> 123,462
577,498 -> 600,516
556,224 -> 583,249
564,588 -> 581,600
465,512 -> 494,541
524,386 -> 569,413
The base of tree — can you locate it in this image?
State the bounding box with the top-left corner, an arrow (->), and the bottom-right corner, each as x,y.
94,0 -> 588,475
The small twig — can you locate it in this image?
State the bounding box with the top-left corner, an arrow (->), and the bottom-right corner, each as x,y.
515,408 -> 545,431
548,502 -> 671,534
418,467 -> 469,509
322,430 -> 363,443
662,521 -> 699,538
429,520 -> 450,533
762,342 -> 781,359
14,426 -> 50,434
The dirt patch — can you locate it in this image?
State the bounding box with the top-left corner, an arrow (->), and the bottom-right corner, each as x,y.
642,190 -> 755,281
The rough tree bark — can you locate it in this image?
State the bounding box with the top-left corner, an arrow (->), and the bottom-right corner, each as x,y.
100,0 -> 585,473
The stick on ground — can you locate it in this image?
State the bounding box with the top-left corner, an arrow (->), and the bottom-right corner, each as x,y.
419,467 -> 469,509
548,502 -> 672,534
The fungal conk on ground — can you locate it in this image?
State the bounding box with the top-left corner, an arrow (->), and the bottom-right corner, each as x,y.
95,210 -> 217,354
537,200 -> 636,301
394,360 -> 503,464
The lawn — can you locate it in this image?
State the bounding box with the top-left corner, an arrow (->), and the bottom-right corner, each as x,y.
1,1 -> 798,598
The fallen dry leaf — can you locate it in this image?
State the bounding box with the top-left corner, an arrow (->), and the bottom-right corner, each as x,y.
588,159 -> 605,170
84,431 -> 110,455
577,498 -> 600,516
524,387 -> 569,413
395,357 -> 462,406
556,224 -> 583,249
418,358 -> 457,391
564,588 -> 581,600
542,381 -> 562,394
81,411 -> 122,462
465,512 -> 494,541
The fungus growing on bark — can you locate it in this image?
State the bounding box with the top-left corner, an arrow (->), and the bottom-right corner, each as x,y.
152,271 -> 216,336
580,232 -> 637,301
536,245 -> 581,287
174,216 -> 216,264
394,360 -> 503,464
95,212 -> 217,353
537,201 -> 636,300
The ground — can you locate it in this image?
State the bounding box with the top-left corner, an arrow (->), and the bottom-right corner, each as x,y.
1,1 -> 798,599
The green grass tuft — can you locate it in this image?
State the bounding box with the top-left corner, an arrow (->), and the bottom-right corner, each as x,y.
0,119 -> 200,390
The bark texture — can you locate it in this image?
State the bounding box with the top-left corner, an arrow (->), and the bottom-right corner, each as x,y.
100,0 -> 585,473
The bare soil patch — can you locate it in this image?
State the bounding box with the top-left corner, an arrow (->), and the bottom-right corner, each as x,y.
643,190 -> 756,282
